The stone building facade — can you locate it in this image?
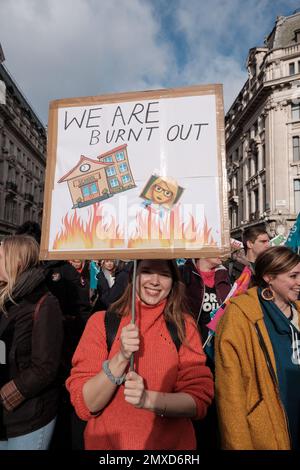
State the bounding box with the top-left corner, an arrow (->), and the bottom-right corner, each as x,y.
226,10 -> 300,239
0,45 -> 46,237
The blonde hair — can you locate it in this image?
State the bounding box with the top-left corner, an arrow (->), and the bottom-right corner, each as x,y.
0,235 -> 40,313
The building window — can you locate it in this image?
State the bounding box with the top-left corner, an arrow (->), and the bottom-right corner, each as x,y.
295,29 -> 300,43
248,158 -> 252,178
106,166 -> 116,177
259,116 -> 265,132
253,121 -> 258,137
292,103 -> 300,120
254,189 -> 259,215
4,196 -> 17,223
82,182 -> 98,197
263,184 -> 266,211
90,183 -> 98,195
248,190 -> 252,216
239,196 -> 243,223
102,156 -> 113,162
231,207 -> 237,229
121,174 -> 131,184
8,165 -> 14,182
4,197 -> 11,221
253,153 -> 258,174
116,151 -> 125,161
262,144 -> 266,168
294,179 -> 300,214
24,204 -> 31,221
293,136 -> 300,161
109,177 -> 119,188
119,163 -> 128,173
289,62 -> 296,75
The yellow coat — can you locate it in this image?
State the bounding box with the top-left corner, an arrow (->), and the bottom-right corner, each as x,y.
215,287 -> 294,450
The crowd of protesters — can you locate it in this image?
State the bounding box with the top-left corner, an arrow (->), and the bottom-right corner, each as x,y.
0,221 -> 299,450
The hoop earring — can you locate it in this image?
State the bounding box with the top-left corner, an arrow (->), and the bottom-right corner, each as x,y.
261,286 -> 275,301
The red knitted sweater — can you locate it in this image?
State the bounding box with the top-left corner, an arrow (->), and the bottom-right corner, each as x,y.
66,299 -> 214,450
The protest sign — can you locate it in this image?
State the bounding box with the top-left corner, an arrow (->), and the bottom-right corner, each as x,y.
40,84 -> 230,259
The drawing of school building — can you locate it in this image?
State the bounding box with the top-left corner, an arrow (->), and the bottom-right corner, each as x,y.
58,144 -> 135,208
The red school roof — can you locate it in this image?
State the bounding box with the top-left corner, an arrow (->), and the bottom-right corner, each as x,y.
57,155 -> 111,183
97,144 -> 127,160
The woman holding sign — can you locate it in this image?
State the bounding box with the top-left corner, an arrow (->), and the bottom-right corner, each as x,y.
66,259 -> 213,450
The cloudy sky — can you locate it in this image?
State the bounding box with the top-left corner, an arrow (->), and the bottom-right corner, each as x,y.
0,0 -> 299,124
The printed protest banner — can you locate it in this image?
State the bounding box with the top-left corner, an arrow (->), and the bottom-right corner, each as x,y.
40,84 -> 230,259
285,212 -> 300,253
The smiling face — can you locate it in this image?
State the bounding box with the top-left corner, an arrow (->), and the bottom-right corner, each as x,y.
151,181 -> 174,205
264,262 -> 300,305
102,259 -> 115,272
136,260 -> 173,306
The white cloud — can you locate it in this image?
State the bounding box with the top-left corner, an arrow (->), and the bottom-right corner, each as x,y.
172,0 -> 300,108
0,0 -> 175,123
1,0 -> 300,122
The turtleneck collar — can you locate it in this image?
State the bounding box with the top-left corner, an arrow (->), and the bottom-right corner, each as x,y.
135,296 -> 167,313
132,297 -> 168,334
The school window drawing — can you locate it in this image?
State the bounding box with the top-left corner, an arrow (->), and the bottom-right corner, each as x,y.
82,182 -> 98,199
116,151 -> 125,161
57,144 -> 136,208
109,177 -> 119,188
106,166 -> 116,177
119,163 -> 128,173
121,174 -> 131,184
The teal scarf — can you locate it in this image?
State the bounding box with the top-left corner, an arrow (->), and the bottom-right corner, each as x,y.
258,288 -> 300,449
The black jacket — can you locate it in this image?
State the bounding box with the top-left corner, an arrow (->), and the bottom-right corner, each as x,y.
223,258 -> 255,286
92,267 -> 129,313
180,259 -> 231,342
0,278 -> 63,438
44,260 -> 91,322
44,261 -> 91,380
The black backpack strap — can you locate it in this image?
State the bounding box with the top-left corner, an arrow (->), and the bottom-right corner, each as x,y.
180,264 -> 191,286
104,310 -> 122,354
166,320 -> 181,352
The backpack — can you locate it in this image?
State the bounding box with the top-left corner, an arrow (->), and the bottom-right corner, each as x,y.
104,310 -> 181,353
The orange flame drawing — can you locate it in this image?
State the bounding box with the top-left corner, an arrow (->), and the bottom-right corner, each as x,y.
128,206 -> 217,249
53,204 -> 124,250
53,203 -> 217,250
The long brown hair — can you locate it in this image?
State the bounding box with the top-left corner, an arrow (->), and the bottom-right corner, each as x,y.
0,235 -> 39,313
109,259 -> 188,342
255,246 -> 300,287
